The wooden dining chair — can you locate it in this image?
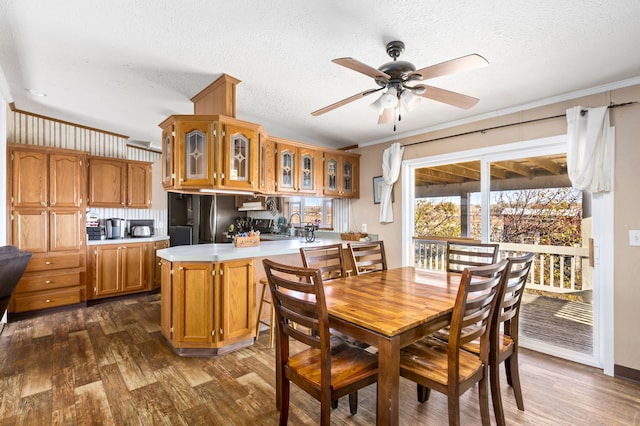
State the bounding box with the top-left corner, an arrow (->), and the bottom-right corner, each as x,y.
488,252 -> 534,425
446,241 -> 500,273
262,259 -> 378,426
347,240 -> 387,275
399,259 -> 510,426
299,243 -> 347,280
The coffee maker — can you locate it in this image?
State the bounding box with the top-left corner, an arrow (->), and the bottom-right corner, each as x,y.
106,218 -> 126,239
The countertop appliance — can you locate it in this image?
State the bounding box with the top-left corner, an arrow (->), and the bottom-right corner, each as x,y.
106,218 -> 126,239
129,219 -> 155,238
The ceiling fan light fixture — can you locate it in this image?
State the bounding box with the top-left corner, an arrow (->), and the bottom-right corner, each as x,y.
400,89 -> 421,111
379,87 -> 398,109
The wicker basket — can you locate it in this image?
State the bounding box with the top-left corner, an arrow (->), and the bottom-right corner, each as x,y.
340,233 -> 367,241
234,235 -> 260,247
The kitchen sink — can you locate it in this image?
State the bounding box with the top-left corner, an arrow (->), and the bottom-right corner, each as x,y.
259,234 -> 297,241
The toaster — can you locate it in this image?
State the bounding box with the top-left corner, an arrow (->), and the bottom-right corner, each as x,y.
130,225 -> 152,237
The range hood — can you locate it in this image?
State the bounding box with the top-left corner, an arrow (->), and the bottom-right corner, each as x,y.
238,201 -> 267,211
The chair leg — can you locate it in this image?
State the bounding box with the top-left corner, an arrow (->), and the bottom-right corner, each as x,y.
478,374 -> 491,426
491,362 -> 506,426
417,384 -> 431,403
349,392 -> 358,415
279,379 -> 290,426
447,393 -> 461,426
331,400 -> 338,409
507,352 -> 525,411
256,284 -> 266,339
268,302 -> 276,349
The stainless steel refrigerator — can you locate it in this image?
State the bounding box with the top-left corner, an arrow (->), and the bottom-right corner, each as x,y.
167,193 -> 238,246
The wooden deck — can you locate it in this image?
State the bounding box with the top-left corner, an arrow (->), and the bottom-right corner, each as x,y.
520,292 -> 593,354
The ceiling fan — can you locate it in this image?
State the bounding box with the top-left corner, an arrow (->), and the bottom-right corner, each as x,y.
311,41 -> 488,129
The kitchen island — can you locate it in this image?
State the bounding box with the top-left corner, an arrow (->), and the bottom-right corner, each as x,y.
156,238 -> 350,356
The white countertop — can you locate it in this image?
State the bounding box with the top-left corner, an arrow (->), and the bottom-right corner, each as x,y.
87,235 -> 170,246
156,238 -> 348,262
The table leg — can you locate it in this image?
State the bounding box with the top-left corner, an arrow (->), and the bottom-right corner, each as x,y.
377,336 -> 400,426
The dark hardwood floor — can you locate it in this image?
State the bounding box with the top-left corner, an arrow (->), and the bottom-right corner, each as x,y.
1,293 -> 639,425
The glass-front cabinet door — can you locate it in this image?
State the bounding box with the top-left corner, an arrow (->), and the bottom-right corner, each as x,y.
275,141 -> 320,195
342,157 -> 355,196
220,120 -> 259,191
323,152 -> 359,198
161,124 -> 174,188
277,145 -> 296,193
297,146 -> 320,195
174,118 -> 214,188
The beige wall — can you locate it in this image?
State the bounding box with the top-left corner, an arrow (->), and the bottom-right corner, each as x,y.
353,85 -> 640,372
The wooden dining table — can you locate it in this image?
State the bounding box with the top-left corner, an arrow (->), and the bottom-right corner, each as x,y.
275,266 -> 463,425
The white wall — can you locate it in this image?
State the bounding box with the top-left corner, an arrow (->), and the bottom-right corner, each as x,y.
0,97 -> 6,246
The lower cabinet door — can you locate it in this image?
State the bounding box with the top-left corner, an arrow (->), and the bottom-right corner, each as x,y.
175,262 -> 213,345
219,259 -> 255,342
121,243 -> 146,292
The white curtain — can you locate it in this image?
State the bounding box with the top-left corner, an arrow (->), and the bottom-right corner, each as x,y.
333,198 -> 352,233
566,106 -> 612,193
379,142 -> 405,223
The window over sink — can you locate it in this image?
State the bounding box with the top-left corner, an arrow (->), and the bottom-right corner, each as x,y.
284,197 -> 333,229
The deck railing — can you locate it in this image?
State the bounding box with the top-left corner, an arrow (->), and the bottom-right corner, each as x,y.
413,237 -> 591,293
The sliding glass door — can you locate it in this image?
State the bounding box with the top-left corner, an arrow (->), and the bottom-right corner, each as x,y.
403,135 -> 610,368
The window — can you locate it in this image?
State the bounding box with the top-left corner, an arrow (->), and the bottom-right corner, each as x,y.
284,197 -> 332,229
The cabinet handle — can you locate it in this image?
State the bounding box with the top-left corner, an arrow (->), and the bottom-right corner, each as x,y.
41,202 -> 46,206
45,299 -> 52,303
45,280 -> 51,284
45,261 -> 52,265
50,202 -> 56,206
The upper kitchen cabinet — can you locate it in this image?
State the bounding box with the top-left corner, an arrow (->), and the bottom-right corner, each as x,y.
127,161 -> 152,208
88,157 -> 126,207
323,151 -> 360,198
273,137 -> 322,196
87,156 -> 152,208
258,129 -> 276,194
159,115 -> 260,192
11,150 -> 83,209
218,118 -> 260,191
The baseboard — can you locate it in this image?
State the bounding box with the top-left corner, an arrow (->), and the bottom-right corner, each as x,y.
614,364 -> 640,383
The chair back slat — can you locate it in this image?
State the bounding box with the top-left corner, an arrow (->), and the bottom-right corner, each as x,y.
499,252 -> 535,335
347,241 -> 387,275
263,259 -> 329,351
446,241 -> 500,273
449,259 -> 510,359
300,244 -> 347,281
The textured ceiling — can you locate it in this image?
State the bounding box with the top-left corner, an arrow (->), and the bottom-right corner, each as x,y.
1,1 -> 639,149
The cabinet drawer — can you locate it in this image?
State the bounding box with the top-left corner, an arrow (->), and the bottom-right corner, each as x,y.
15,271 -> 81,294
12,287 -> 81,313
26,253 -> 81,272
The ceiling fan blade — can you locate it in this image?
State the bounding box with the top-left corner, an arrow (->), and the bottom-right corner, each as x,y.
333,57 -> 391,81
417,85 -> 480,109
311,89 -> 379,116
378,108 -> 394,124
409,54 -> 488,81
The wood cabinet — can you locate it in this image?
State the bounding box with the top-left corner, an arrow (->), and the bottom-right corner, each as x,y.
258,130 -> 276,194
159,114 -> 261,192
273,137 -> 322,195
8,145 -> 86,314
323,151 -> 360,198
153,239 -> 170,288
161,258 -> 255,355
127,161 -> 152,208
89,241 -> 151,298
88,156 -> 152,208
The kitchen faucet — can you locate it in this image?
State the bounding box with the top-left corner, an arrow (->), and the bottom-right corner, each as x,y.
288,212 -> 301,236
